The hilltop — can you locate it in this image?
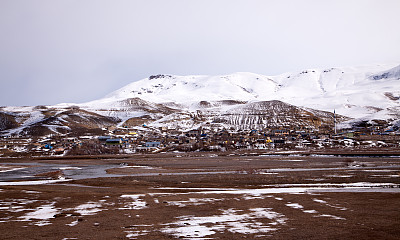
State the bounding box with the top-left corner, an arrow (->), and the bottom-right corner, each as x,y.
0,63 -> 399,137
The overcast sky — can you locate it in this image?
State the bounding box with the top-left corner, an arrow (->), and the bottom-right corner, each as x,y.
1,0 -> 399,106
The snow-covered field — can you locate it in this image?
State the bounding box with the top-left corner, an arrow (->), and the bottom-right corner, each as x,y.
0,153 -> 399,239
1,184 -> 397,239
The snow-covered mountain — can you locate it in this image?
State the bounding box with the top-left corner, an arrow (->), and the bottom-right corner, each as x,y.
81,63 -> 400,119
1,63 -> 399,136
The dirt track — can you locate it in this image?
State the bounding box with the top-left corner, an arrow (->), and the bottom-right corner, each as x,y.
0,151 -> 399,239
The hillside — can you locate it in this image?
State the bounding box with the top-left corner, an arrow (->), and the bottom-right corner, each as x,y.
1,63 -> 399,136
0,106 -> 118,137
144,100 -> 348,132
91,64 -> 400,121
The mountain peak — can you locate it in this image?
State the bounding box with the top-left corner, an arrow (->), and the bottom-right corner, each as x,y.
86,63 -> 400,121
2,63 -> 400,136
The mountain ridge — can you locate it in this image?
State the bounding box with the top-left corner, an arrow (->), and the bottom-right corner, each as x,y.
81,63 -> 400,119
1,63 -> 399,136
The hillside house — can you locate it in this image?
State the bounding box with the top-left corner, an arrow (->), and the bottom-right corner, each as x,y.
145,142 -> 161,148
186,129 -> 200,137
98,136 -> 111,142
272,129 -> 290,136
106,138 -> 123,145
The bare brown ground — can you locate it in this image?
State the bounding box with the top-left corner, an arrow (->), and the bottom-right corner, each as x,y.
0,151 -> 399,239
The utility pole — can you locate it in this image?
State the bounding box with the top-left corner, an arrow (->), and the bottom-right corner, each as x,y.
334,109 -> 337,135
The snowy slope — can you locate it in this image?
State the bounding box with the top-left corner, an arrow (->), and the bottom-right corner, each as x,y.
92,73 -> 278,105
147,100 -> 347,131
370,64 -> 400,80
83,63 -> 400,120
0,106 -> 118,136
2,63 -> 399,136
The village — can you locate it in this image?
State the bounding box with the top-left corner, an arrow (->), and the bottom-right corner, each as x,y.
1,121 -> 399,157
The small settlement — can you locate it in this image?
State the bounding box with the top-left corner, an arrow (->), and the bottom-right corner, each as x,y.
1,122 -> 399,157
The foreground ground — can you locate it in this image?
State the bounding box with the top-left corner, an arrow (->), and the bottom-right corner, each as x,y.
0,150 -> 399,239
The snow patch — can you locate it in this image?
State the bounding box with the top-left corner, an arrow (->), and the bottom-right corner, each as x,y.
18,203 -> 60,226
167,198 -> 223,207
303,210 -> 318,214
74,202 -> 103,216
125,229 -> 150,239
161,208 -> 286,239
66,219 -> 79,227
317,214 -> 346,220
286,203 -> 304,209
120,195 -> 147,210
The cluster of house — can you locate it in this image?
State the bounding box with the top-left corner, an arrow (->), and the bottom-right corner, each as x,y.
0,135 -> 84,156
0,124 -> 399,156
94,124 -> 400,153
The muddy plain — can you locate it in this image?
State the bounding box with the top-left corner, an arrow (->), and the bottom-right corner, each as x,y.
0,151 -> 400,239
